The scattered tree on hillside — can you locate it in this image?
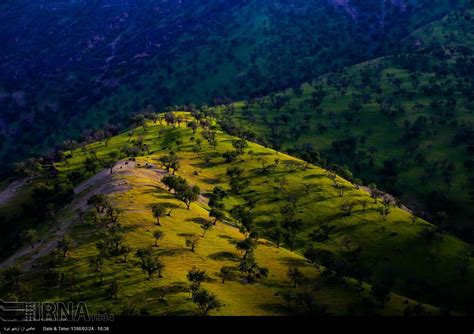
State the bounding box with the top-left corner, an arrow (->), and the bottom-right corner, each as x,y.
218,266 -> 235,284
88,194 -> 109,214
151,204 -> 167,226
22,229 -> 39,248
200,221 -> 213,237
159,151 -> 180,174
239,254 -> 269,283
108,279 -> 119,300
191,288 -> 223,315
236,237 -> 257,260
153,230 -> 164,247
185,234 -> 200,252
209,208 -> 225,225
58,236 -> 72,257
4,265 -> 22,285
88,255 -> 104,274
136,248 -> 165,280
287,267 -> 305,288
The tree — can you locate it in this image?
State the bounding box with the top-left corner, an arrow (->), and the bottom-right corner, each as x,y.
200,221 -> 213,237
192,144 -> 202,157
209,208 -> 225,225
103,204 -> 122,226
360,200 -> 369,212
404,303 -> 427,316
303,184 -> 315,196
22,229 -> 38,248
368,183 -> 380,203
164,112 -> 177,127
279,289 -> 294,312
296,285 -> 327,315
87,194 -> 109,214
269,226 -> 284,248
287,267 -> 305,288
232,139 -> 248,155
107,151 -> 119,174
223,150 -> 239,163
178,185 -> 201,210
88,255 -> 104,273
119,244 -> 132,263
192,288 -> 223,315
185,234 -> 200,252
417,227 -> 439,245
341,200 -> 356,216
230,205 -> 255,235
188,121 -> 199,133
152,204 -> 167,226
153,230 -> 164,247
229,177 -> 250,195
304,246 -> 334,274
4,265 -> 22,285
84,157 -> 99,174
226,167 -> 244,179
381,198 -> 392,217
239,254 -> 269,283
218,267 -> 235,284
186,266 -> 208,285
159,151 -> 180,174
162,175 -> 187,193
12,158 -> 42,179
370,283 -> 391,307
109,279 -> 119,299
136,248 -> 165,280
236,237 -> 257,260
58,236 -> 72,257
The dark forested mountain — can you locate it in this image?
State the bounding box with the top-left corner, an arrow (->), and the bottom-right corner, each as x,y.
0,0 -> 468,172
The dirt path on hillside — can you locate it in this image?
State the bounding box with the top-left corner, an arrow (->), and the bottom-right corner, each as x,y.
0,161 -> 133,271
0,160 -> 217,271
0,179 -> 27,207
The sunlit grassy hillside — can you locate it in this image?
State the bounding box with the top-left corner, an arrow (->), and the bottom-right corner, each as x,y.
43,113 -> 474,313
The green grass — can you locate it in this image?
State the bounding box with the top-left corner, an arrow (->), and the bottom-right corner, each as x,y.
215,31 -> 474,238
10,113 -> 467,314
0,123 -> 435,315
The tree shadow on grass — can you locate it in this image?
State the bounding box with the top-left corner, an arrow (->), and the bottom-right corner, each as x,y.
201,178 -> 221,185
303,174 -> 325,180
163,309 -> 199,316
218,234 -> 239,242
158,248 -> 189,257
278,256 -> 309,268
257,302 -> 289,315
208,251 -> 240,262
177,233 -> 195,238
219,234 -> 240,245
185,217 -> 210,225
254,151 -> 273,157
189,161 -> 219,169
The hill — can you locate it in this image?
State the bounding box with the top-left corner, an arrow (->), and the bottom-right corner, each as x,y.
212,5 -> 474,244
1,112 -> 472,314
0,157 -> 432,316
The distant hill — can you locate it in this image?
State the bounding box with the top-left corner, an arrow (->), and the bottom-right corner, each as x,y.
215,5 -> 474,244
0,0 -> 468,171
